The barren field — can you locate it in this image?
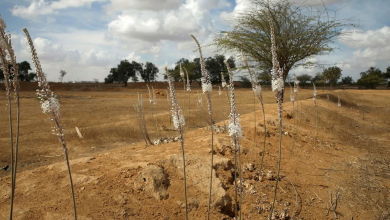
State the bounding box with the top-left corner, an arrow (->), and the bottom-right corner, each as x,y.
1,82 -> 390,219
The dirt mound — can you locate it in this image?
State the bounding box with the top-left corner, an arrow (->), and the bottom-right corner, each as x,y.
167,154 -> 233,213
133,165 -> 169,200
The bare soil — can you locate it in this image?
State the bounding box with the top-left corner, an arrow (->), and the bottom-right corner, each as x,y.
0,83 -> 389,219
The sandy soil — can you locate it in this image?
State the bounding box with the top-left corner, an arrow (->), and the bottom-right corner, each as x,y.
0,84 -> 389,219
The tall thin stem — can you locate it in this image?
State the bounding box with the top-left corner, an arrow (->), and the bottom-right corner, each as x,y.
206,93 -> 214,220
269,104 -> 283,220
7,85 -> 14,220
238,140 -> 243,220
166,89 -> 172,138
64,147 -> 77,220
259,97 -> 266,171
11,98 -> 20,220
188,91 -> 190,128
179,130 -> 188,220
251,93 -> 256,164
234,137 -> 238,218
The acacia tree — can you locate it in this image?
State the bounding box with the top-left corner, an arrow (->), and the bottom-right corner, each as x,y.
322,66 -> 342,90
214,0 -> 354,82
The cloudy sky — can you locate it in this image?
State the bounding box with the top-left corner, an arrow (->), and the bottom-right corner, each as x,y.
0,0 -> 389,82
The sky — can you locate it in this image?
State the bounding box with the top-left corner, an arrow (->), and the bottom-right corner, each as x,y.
0,0 -> 389,82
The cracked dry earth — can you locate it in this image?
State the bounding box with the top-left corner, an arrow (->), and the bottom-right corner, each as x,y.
1,91 -> 390,219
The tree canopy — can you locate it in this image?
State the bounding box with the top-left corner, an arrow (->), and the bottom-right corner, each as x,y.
0,60 -> 33,81
341,76 -> 353,85
357,67 -> 386,89
312,72 -> 326,85
384,66 -> 390,85
322,66 -> 342,89
169,54 -> 235,85
105,60 -> 150,86
296,74 -> 312,88
214,0 -> 353,82
139,62 -> 159,82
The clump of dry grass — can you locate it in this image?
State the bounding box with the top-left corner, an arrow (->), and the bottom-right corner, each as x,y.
134,93 -> 153,146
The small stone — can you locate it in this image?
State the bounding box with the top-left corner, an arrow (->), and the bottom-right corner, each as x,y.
246,163 -> 254,172
266,170 -> 274,180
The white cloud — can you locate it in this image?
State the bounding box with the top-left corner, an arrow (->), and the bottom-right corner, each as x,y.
108,0 -> 229,45
220,0 -> 350,24
11,0 -> 105,20
290,0 -> 350,6
123,52 -> 142,62
338,26 -> 390,70
17,35 -> 123,81
104,0 -> 182,12
220,0 -> 254,23
340,26 -> 390,49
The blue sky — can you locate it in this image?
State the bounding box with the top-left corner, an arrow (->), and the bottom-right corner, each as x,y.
1,0 -> 389,82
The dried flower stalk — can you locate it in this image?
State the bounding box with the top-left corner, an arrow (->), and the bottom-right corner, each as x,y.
267,13 -> 285,220
23,27 -> 77,220
165,66 -> 188,220
225,59 -> 243,219
191,34 -> 216,220
0,16 -> 20,220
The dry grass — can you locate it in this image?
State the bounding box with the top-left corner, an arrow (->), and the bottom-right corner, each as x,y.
0,86 -> 359,178
0,85 -> 293,177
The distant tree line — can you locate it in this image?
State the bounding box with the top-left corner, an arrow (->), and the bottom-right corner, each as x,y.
268,66 -> 390,89
0,61 -> 36,81
104,60 -> 159,86
105,54 -> 235,87
167,54 -> 235,86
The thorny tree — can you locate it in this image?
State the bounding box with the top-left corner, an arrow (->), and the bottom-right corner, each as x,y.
214,0 -> 355,81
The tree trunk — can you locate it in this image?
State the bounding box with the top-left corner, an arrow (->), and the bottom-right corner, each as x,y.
124,81 -> 128,87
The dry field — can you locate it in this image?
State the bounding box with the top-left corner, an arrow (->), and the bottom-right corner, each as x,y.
0,82 -> 389,219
